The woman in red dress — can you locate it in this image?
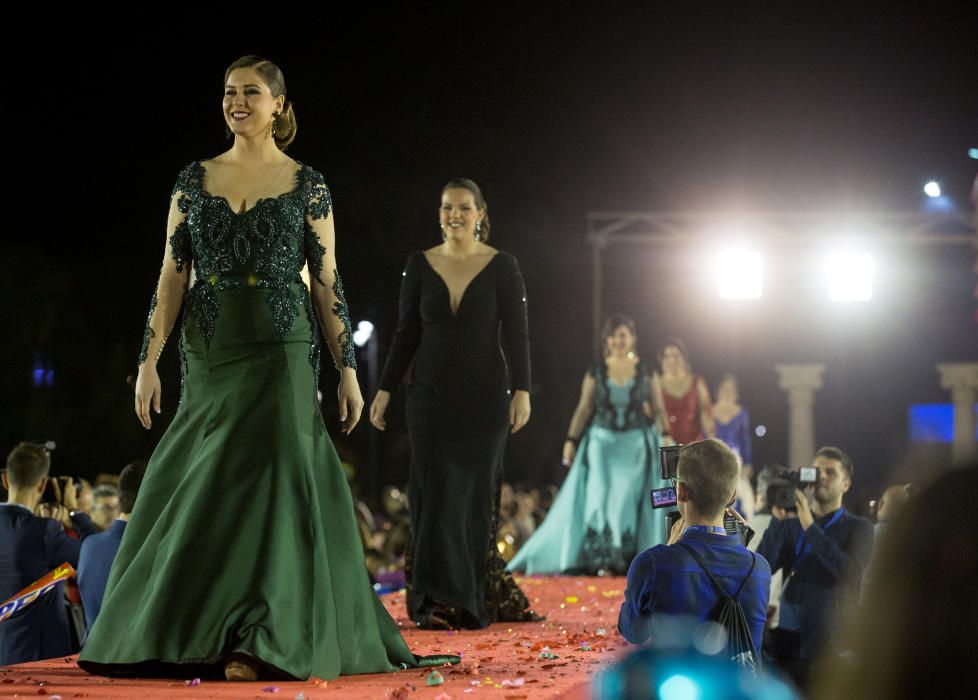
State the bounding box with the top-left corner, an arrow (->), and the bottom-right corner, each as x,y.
656,337 -> 714,445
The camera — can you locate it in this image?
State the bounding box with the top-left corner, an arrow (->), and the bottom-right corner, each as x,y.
659,444 -> 681,480
766,467 -> 820,510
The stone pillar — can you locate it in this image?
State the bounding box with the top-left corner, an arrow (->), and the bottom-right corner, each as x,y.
937,363 -> 978,465
776,364 -> 826,467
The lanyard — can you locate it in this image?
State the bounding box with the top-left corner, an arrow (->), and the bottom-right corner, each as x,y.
685,525 -> 728,536
794,507 -> 845,566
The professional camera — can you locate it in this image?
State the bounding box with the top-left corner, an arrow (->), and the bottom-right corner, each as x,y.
766,466 -> 820,510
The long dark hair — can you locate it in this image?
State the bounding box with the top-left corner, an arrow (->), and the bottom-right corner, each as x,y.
225,55 -> 297,150
442,178 -> 490,241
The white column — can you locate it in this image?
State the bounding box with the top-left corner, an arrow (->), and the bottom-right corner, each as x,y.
776,364 -> 826,467
937,363 -> 978,465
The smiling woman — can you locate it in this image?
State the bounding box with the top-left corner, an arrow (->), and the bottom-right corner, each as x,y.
76,55 -> 458,683
369,178 -> 541,630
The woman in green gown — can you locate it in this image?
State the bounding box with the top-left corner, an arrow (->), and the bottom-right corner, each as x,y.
77,56 -> 456,682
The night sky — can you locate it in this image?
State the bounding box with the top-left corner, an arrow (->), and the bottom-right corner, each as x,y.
5,5 -> 977,508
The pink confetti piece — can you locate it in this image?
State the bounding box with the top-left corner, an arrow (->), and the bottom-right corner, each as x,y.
501,678 -> 525,687
262,686 -> 280,693
184,678 -> 201,686
434,694 -> 451,700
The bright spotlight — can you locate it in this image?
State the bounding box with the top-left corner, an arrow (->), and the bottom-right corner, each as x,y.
923,181 -> 941,198
825,251 -> 874,302
968,148 -> 978,160
715,249 -> 763,299
352,320 -> 375,347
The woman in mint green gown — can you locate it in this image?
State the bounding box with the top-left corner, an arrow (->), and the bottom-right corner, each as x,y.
507,315 -> 671,575
77,56 -> 455,681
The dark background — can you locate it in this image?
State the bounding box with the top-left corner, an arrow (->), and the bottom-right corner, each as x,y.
4,5 -> 977,511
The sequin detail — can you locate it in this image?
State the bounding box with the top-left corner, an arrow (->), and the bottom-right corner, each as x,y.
331,269 -> 357,369
140,161 -> 343,382
138,289 -> 159,366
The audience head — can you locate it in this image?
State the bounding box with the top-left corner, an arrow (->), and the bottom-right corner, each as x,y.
92,484 -> 121,530
118,461 -> 146,516
754,463 -> 782,512
676,438 -> 740,520
876,483 -> 911,523
4,443 -> 51,495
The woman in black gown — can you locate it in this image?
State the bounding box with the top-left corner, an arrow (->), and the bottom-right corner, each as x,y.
369,179 -> 541,629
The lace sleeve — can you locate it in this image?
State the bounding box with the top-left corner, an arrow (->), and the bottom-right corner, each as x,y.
303,171 -> 356,371
138,166 -> 193,366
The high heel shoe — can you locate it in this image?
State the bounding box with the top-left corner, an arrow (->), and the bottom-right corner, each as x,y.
224,653 -> 259,681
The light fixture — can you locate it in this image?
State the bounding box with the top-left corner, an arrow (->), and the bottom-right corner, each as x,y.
825,251 -> 874,302
715,249 -> 763,299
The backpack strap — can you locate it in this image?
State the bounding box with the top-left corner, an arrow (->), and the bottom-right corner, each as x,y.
677,542 -> 757,601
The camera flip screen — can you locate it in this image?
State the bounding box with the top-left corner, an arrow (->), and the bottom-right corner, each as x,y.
799,467 -> 819,483
650,486 -> 678,509
659,445 -> 681,480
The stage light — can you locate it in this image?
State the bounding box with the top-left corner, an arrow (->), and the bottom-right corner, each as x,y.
923,181 -> 941,198
755,425 -> 767,437
715,249 -> 763,299
968,148 -> 978,160
825,251 -> 874,302
353,320 -> 375,347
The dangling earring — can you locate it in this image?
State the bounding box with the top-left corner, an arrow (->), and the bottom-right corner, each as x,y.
440,225 -> 447,242
269,113 -> 280,139
475,220 -> 482,242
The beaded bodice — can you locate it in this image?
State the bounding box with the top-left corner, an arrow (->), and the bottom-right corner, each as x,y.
591,361 -> 653,431
138,160 -> 356,386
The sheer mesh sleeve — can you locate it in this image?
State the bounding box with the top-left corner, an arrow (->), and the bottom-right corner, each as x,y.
138,166 -> 193,366
496,253 -> 531,392
303,171 -> 356,371
378,253 -> 423,392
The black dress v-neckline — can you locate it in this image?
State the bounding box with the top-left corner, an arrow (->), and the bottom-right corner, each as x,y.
421,252 -> 499,317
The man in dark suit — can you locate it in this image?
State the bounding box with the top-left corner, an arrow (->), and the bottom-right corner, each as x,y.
756,445 -> 874,691
0,443 -> 96,666
77,462 -> 145,630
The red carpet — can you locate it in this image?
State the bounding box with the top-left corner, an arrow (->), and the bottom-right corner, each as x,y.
0,576 -> 628,699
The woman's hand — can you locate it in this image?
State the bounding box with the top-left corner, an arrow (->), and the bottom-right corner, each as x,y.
337,368 -> 364,434
370,390 -> 391,431
562,440 -> 577,467
135,363 -> 162,430
510,390 -> 531,434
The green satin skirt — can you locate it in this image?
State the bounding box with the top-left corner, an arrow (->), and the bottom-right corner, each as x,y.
79,286 -> 455,679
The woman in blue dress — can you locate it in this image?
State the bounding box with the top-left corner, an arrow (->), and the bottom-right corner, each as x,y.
713,373 -> 755,518
507,315 -> 670,575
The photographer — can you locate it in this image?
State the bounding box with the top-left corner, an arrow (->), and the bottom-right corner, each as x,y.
755,446 -> 874,689
0,443 -> 96,666
618,438 -> 771,648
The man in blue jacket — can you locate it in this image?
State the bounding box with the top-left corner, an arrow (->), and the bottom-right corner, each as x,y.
78,461 -> 145,630
0,443 -> 96,666
619,438 -> 771,650
755,446 -> 874,690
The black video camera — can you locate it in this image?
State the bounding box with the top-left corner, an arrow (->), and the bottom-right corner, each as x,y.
766,467 -> 820,510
